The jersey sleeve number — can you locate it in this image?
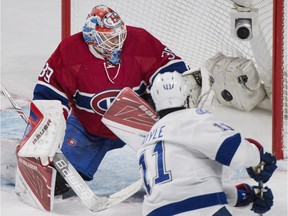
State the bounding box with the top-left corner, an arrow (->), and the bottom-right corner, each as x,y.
39,63 -> 54,83
139,141 -> 171,195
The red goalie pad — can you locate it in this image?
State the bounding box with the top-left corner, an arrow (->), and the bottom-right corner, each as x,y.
15,150 -> 56,212
15,101 -> 57,211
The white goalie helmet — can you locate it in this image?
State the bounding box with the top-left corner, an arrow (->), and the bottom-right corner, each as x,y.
151,72 -> 188,111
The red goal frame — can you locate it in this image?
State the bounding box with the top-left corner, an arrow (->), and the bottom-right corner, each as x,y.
272,0 -> 285,159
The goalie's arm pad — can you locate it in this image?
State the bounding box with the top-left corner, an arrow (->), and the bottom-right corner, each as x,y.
18,100 -> 66,166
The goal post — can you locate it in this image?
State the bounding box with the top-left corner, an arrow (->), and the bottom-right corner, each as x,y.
272,0 -> 287,159
61,0 -> 71,39
61,0 -> 287,159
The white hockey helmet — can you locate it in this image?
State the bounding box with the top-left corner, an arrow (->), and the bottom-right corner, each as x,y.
82,5 -> 127,64
151,72 -> 188,111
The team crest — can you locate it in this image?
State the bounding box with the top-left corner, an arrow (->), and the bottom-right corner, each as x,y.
67,138 -> 77,146
90,89 -> 120,116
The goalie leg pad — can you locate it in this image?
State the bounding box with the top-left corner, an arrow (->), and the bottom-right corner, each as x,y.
15,145 -> 57,211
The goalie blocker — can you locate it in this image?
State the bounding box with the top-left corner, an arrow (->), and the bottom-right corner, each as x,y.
102,87 -> 158,151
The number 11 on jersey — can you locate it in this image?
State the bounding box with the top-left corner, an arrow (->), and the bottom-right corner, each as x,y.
139,141 -> 172,195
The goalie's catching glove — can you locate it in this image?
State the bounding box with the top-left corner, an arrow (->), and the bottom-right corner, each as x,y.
246,138 -> 277,183
235,183 -> 274,214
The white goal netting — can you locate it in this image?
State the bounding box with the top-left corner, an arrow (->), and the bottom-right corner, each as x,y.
68,0 -> 287,158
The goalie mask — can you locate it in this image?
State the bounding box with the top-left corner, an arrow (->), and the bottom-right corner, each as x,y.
82,5 -> 127,65
151,72 -> 188,111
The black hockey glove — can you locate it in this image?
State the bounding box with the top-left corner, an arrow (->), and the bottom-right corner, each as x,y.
251,185 -> 274,214
235,183 -> 255,207
245,138 -> 277,183
235,183 -> 274,214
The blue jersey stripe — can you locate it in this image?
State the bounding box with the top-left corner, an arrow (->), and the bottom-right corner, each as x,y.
74,92 -> 93,110
147,192 -> 227,216
33,84 -> 70,110
216,133 -> 241,166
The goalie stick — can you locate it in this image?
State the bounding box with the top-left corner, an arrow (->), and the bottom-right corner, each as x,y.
1,84 -> 29,122
1,83 -> 142,212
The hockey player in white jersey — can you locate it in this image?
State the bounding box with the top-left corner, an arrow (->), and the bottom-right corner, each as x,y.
138,72 -> 277,216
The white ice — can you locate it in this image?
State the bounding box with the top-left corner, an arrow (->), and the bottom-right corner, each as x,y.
1,0 -> 287,215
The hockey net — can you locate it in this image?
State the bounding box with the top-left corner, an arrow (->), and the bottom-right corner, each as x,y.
62,0 -> 287,159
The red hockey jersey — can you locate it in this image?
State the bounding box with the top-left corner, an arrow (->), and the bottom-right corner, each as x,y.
33,26 -> 189,139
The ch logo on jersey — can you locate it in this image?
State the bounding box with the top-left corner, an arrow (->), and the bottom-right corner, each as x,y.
90,90 -> 120,116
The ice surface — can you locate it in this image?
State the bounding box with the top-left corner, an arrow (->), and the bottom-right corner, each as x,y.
1,0 -> 287,215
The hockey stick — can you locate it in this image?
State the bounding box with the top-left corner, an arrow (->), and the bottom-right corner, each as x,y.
1,83 -> 142,212
258,181 -> 264,216
257,162 -> 264,216
1,84 -> 29,122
